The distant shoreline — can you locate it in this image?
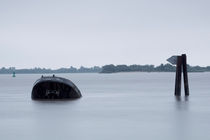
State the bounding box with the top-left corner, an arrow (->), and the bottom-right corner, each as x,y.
0,71 -> 208,75
100,64 -> 210,73
0,64 -> 210,74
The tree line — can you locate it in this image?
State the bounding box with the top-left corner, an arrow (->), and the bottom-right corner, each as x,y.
101,64 -> 210,73
0,66 -> 101,74
1,64 -> 210,74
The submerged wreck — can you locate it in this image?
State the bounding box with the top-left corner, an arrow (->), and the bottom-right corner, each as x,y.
32,75 -> 82,100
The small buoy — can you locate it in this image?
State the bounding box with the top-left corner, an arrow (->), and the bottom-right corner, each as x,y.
12,72 -> 16,77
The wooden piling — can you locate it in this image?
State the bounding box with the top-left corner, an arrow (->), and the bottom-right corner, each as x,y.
182,54 -> 189,96
175,56 -> 182,96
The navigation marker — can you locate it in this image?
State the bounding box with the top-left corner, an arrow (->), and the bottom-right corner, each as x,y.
167,54 -> 189,96
167,56 -> 178,65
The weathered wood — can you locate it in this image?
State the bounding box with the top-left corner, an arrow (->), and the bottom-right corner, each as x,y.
175,56 -> 182,96
182,54 -> 189,96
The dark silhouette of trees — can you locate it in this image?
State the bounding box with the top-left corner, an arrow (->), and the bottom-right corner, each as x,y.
0,66 -> 102,74
101,64 -> 210,73
0,64 -> 209,74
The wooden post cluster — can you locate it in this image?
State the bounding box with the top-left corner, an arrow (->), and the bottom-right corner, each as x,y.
174,54 -> 189,96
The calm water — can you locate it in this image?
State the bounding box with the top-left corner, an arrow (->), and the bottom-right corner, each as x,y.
0,72 -> 210,140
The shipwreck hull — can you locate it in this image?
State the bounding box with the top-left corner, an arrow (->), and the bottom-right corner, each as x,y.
32,76 -> 82,100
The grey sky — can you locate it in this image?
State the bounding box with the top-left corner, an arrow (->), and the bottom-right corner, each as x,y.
0,0 -> 210,68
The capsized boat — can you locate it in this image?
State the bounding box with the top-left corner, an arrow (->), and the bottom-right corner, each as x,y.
31,75 -> 82,100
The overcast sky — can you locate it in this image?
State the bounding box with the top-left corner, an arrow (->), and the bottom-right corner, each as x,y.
0,0 -> 210,68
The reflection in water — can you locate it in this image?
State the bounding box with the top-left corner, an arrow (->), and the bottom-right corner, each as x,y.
175,96 -> 189,102
173,96 -> 190,140
174,96 -> 189,111
174,96 -> 190,111
175,96 -> 182,102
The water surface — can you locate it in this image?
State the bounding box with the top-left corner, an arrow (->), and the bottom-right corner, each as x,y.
0,72 -> 210,140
